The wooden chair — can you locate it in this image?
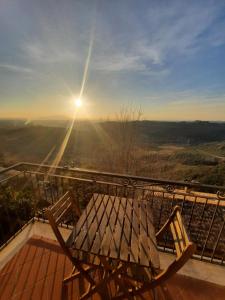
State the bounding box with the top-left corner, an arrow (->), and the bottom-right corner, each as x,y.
113,205 -> 196,299
45,190 -> 100,293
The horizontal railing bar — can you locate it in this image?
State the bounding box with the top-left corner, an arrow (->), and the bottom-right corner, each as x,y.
0,162 -> 23,175
24,170 -> 124,187
10,161 -> 225,192
0,172 -> 22,184
25,171 -> 225,206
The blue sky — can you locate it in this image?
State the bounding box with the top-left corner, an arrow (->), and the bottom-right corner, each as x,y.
0,0 -> 225,120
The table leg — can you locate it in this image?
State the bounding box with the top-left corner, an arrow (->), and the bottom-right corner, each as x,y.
80,263 -> 126,300
99,258 -> 134,299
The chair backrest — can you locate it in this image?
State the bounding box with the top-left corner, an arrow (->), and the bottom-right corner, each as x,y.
45,191 -> 98,286
122,205 -> 196,297
49,191 -> 73,224
45,190 -> 80,262
169,206 -> 191,257
154,206 -> 196,287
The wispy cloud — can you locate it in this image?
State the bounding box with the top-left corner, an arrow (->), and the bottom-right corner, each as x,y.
145,89 -> 225,121
0,63 -> 33,74
12,0 -> 225,76
23,42 -> 78,64
90,1 -> 225,72
145,89 -> 225,107
140,83 -> 225,113
93,53 -> 146,72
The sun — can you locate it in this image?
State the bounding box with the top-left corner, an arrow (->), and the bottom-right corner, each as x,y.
74,98 -> 82,108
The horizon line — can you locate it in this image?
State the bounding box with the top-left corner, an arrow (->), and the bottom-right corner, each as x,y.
0,117 -> 225,123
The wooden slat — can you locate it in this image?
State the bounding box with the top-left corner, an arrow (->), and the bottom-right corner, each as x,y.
66,193 -> 101,248
170,222 -> 182,256
73,194 -> 104,250
130,200 -> 140,264
55,202 -> 72,225
109,197 -> 126,259
119,197 -> 132,261
146,201 -> 160,269
84,194 -> 113,253
173,217 -> 185,251
139,201 -> 151,267
90,195 -> 114,254
53,196 -> 70,219
51,192 -> 69,212
176,211 -> 190,246
101,196 -> 121,257
52,193 -> 69,212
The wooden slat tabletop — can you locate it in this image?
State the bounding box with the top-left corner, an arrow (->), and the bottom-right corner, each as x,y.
67,193 -> 160,269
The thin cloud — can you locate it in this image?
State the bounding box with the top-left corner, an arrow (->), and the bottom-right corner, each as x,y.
0,63 -> 33,74
23,42 -> 78,63
144,89 -> 225,107
16,1 -> 225,75
91,1 -> 225,73
167,91 -> 225,106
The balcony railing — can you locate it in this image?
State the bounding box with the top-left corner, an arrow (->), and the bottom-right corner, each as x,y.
0,162 -> 225,266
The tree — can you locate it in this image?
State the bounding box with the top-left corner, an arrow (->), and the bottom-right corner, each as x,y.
105,106 -> 142,174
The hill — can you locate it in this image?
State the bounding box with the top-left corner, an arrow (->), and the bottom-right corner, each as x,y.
0,121 -> 225,186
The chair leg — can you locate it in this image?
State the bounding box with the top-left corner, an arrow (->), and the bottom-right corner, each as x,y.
152,287 -> 158,300
80,264 -> 126,300
63,265 -> 99,284
63,269 -> 81,284
116,275 -> 133,300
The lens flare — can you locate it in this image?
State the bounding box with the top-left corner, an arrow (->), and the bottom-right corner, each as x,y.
75,98 -> 82,108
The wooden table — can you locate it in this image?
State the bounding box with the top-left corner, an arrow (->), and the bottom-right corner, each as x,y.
66,193 -> 160,299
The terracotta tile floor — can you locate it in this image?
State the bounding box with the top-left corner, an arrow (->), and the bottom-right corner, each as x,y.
0,236 -> 224,300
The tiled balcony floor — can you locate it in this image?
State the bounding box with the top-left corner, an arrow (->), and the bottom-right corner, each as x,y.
0,236 -> 224,300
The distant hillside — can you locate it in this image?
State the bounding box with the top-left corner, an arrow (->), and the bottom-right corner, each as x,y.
137,121 -> 225,145
0,121 -> 225,186
0,126 -> 65,164
1,119 -> 225,143
0,120 -> 225,165
0,119 -> 26,128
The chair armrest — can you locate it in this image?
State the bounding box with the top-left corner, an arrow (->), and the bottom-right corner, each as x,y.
156,205 -> 181,239
121,242 -> 196,298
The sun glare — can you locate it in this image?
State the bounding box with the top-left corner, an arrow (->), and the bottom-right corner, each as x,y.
74,98 -> 82,108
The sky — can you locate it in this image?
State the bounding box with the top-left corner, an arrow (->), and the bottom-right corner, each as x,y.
0,0 -> 225,121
